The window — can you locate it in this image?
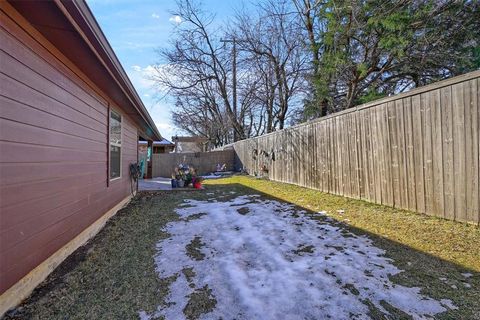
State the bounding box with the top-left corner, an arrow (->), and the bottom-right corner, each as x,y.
109,110 -> 122,179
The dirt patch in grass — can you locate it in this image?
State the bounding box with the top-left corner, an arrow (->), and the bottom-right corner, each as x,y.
184,212 -> 207,221
379,300 -> 412,319
293,244 -> 315,255
205,176 -> 480,319
186,236 -> 205,261
325,244 -> 345,252
236,207 -> 250,215
182,267 -> 196,288
343,283 -> 360,296
183,285 -> 217,320
361,298 -> 416,319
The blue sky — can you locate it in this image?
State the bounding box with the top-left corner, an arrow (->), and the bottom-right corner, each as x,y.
86,0 -> 247,141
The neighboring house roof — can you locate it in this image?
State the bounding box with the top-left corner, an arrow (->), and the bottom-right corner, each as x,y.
156,138 -> 175,146
7,0 -> 161,141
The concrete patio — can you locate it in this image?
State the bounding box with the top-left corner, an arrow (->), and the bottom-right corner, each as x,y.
138,177 -> 172,191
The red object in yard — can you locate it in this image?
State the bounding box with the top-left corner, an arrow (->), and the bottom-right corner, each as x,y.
194,181 -> 202,189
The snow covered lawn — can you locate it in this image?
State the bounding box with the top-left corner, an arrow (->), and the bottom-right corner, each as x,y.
141,194 -> 456,320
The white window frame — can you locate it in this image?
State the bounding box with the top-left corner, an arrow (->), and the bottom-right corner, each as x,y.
109,109 -> 122,181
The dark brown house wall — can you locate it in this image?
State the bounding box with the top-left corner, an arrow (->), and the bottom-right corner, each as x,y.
0,6 -> 137,294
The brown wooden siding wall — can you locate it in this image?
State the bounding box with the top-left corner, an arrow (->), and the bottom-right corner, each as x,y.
231,72 -> 479,225
0,7 -> 137,294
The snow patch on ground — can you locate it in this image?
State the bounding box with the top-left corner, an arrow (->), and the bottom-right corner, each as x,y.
141,195 -> 454,319
200,175 -> 223,179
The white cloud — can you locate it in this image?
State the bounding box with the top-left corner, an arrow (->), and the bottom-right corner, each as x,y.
151,13 -> 160,19
129,64 -> 159,89
130,63 -> 187,96
154,122 -> 179,140
169,15 -> 182,24
143,65 -> 159,76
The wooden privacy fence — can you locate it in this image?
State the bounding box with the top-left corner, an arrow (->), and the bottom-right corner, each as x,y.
152,150 -> 235,178
231,71 -> 479,225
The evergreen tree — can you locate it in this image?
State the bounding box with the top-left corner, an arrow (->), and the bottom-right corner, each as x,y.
298,0 -> 480,118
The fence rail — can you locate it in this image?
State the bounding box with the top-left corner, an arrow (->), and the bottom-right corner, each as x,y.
231,71 -> 480,225
152,150 -> 235,178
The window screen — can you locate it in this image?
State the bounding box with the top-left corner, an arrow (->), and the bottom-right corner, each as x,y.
109,110 -> 122,179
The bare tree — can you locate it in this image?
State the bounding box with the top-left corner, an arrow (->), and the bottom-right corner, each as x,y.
152,0 -> 252,143
235,0 -> 308,131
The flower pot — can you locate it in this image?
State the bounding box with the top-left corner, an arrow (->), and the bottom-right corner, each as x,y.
171,179 -> 177,188
177,179 -> 185,188
194,181 -> 202,189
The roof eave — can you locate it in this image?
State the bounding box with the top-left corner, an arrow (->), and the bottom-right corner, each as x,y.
55,0 -> 162,141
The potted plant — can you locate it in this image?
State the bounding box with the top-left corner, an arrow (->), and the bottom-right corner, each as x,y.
171,173 -> 178,188
176,169 -> 185,188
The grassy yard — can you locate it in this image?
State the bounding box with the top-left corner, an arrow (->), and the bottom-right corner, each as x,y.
4,192 -> 184,320
5,176 -> 479,319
